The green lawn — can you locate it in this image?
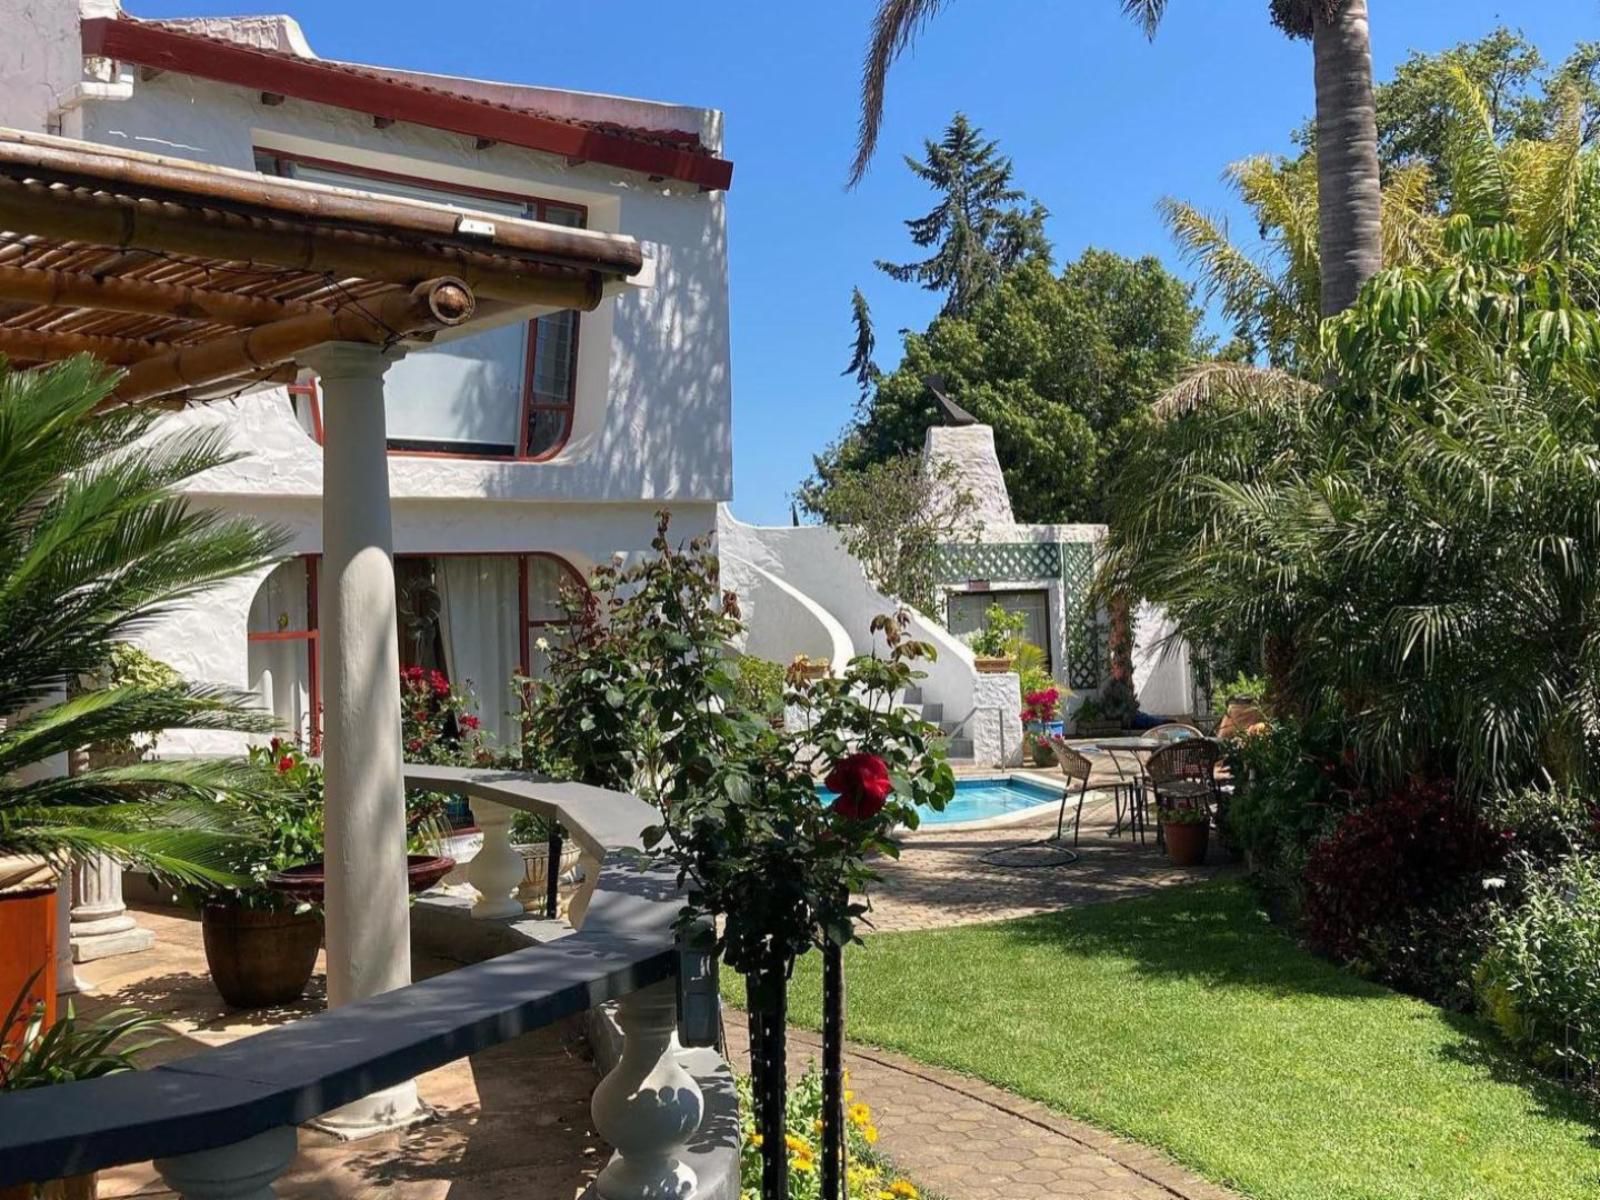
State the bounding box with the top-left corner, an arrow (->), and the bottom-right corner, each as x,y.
725,881 -> 1600,1200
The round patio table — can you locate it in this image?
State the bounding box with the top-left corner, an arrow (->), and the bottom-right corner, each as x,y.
1077,736 -> 1165,840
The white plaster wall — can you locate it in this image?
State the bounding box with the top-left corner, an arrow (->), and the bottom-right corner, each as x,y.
718,509 -> 995,756
0,0 -> 82,132
721,554 -> 852,671
77,69 -> 733,505
924,425 -> 1015,529
971,672 -> 1024,768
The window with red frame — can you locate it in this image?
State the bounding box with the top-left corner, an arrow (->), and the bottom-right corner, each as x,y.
247,552 -> 582,754
255,152 -> 584,461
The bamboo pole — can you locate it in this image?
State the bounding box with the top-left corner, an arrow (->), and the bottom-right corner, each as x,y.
0,179 -> 604,310
0,264 -> 322,327
0,130 -> 643,277
0,326 -> 170,366
112,278 -> 475,403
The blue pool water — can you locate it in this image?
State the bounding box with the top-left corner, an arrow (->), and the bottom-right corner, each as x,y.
822,776 -> 1061,826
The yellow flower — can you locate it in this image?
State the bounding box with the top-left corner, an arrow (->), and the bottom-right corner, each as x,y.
793,1153 -> 816,1174
749,1133 -> 764,1148
847,1101 -> 873,1127
784,1133 -> 812,1156
862,1124 -> 879,1146
811,1118 -> 824,1135
888,1182 -> 919,1199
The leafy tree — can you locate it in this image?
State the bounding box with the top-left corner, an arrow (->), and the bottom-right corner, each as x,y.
0,356 -> 284,886
875,113 -> 1050,316
810,454 -> 975,613
852,0 -> 1385,319
804,252 -> 1205,524
1104,227 -> 1600,796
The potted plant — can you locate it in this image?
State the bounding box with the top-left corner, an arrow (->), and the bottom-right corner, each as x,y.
1158,794 -> 1211,867
1021,683 -> 1064,766
188,742 -> 328,1009
1213,671 -> 1268,738
1071,696 -> 1120,738
964,602 -> 1028,673
0,357 -> 283,1028
1,974 -> 166,1200
509,808 -> 582,909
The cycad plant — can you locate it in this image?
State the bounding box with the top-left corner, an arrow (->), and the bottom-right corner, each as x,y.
0,355 -> 285,886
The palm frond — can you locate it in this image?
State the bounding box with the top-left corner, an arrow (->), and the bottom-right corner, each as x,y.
850,0 -> 956,188
1152,362 -> 1317,420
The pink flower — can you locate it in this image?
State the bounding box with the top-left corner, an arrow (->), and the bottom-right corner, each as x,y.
825,753 -> 893,821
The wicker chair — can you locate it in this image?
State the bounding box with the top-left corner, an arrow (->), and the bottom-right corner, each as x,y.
1046,735 -> 1093,848
1144,740 -> 1221,840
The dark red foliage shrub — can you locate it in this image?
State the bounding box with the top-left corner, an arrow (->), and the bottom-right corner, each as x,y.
1302,778 -> 1513,969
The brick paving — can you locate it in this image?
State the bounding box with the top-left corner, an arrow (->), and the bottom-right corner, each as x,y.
865,770 -> 1227,934
725,1016 -> 1238,1200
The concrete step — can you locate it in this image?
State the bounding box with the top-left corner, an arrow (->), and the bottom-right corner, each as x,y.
901,685 -> 924,706
920,701 -> 944,725
945,737 -> 975,761
940,719 -> 960,736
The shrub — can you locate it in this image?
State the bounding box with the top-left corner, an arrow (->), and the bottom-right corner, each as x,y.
1210,670 -> 1267,716
1222,717 -> 1352,912
733,654 -> 786,720
1477,855 -> 1600,1087
1301,778 -> 1512,1007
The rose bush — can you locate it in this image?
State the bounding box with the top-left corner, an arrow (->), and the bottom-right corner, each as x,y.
825,753 -> 893,821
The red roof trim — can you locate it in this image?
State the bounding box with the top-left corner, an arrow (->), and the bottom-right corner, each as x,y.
81,17 -> 733,192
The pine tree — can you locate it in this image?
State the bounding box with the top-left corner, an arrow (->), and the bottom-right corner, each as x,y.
875,113 -> 1050,316
841,286 -> 879,400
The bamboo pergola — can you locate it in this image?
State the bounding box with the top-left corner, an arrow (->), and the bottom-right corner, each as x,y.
0,128 -> 645,402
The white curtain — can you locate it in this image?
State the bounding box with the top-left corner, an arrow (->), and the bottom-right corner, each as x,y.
437,556 -> 521,752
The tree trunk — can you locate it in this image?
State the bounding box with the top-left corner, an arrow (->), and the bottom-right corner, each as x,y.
1313,0 -> 1383,317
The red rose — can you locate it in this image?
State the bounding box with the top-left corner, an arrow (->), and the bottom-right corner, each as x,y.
825,753 -> 893,821
460,714 -> 480,731
276,754 -> 295,773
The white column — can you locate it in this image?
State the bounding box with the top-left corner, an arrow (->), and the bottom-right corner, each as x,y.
155,1126 -> 296,1200
53,872 -> 77,997
590,981 -> 704,1200
301,342 -> 426,1138
70,854 -> 153,962
467,801 -> 524,919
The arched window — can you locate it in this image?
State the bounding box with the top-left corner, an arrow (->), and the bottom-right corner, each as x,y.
246,558 -> 319,748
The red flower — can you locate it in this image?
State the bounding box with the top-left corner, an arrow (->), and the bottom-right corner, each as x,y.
406,738 -> 424,754
825,753 -> 893,821
276,754 -> 295,773
460,714 -> 480,731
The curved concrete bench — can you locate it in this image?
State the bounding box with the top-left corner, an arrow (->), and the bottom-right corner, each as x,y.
0,766 -> 738,1200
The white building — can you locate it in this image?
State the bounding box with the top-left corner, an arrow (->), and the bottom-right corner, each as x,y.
1,1 -> 735,755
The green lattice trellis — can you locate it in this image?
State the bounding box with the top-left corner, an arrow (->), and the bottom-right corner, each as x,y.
936,540 -> 1102,690
1060,543 -> 1101,690
937,542 -> 1061,583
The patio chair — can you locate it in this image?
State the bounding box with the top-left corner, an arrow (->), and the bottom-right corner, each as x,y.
1046,736 -> 1093,849
1144,740 -> 1221,845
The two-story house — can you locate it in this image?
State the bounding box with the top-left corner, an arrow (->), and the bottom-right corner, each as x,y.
1,2 -> 734,754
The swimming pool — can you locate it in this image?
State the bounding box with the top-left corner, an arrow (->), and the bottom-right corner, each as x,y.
821,775 -> 1062,828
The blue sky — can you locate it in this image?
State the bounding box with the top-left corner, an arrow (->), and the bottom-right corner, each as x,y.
130,1 -> 1596,523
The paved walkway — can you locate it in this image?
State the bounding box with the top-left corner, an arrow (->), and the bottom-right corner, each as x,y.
78,906 -> 608,1200
865,775 -> 1227,934
724,1015 -> 1237,1200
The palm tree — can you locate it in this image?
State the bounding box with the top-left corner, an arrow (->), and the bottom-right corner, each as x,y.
849,0 -> 1384,318
0,355 -> 285,886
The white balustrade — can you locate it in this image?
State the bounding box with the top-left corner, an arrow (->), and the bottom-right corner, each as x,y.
155,1126 -> 296,1200
467,799 -> 524,919
70,853 -> 152,961
590,981 -> 704,1200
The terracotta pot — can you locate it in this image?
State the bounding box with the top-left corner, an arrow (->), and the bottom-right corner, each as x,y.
515,841 -> 585,906
1218,697 -> 1265,739
1162,821 -> 1211,868
265,854 -> 456,905
0,855 -> 58,1051
794,662 -> 830,682
0,1171 -> 97,1200
974,655 -> 1014,674
201,902 -> 322,1009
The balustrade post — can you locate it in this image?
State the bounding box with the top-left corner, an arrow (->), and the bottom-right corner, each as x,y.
70,853 -> 152,961
154,1126 -> 296,1200
467,800 -> 524,919
591,980 -> 704,1200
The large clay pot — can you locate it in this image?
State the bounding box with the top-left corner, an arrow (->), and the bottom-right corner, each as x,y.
201,902 -> 322,1009
1163,822 -> 1211,868
1218,697 -> 1265,739
974,656 -> 1014,674
0,856 -> 58,1050
0,1171 -> 97,1200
